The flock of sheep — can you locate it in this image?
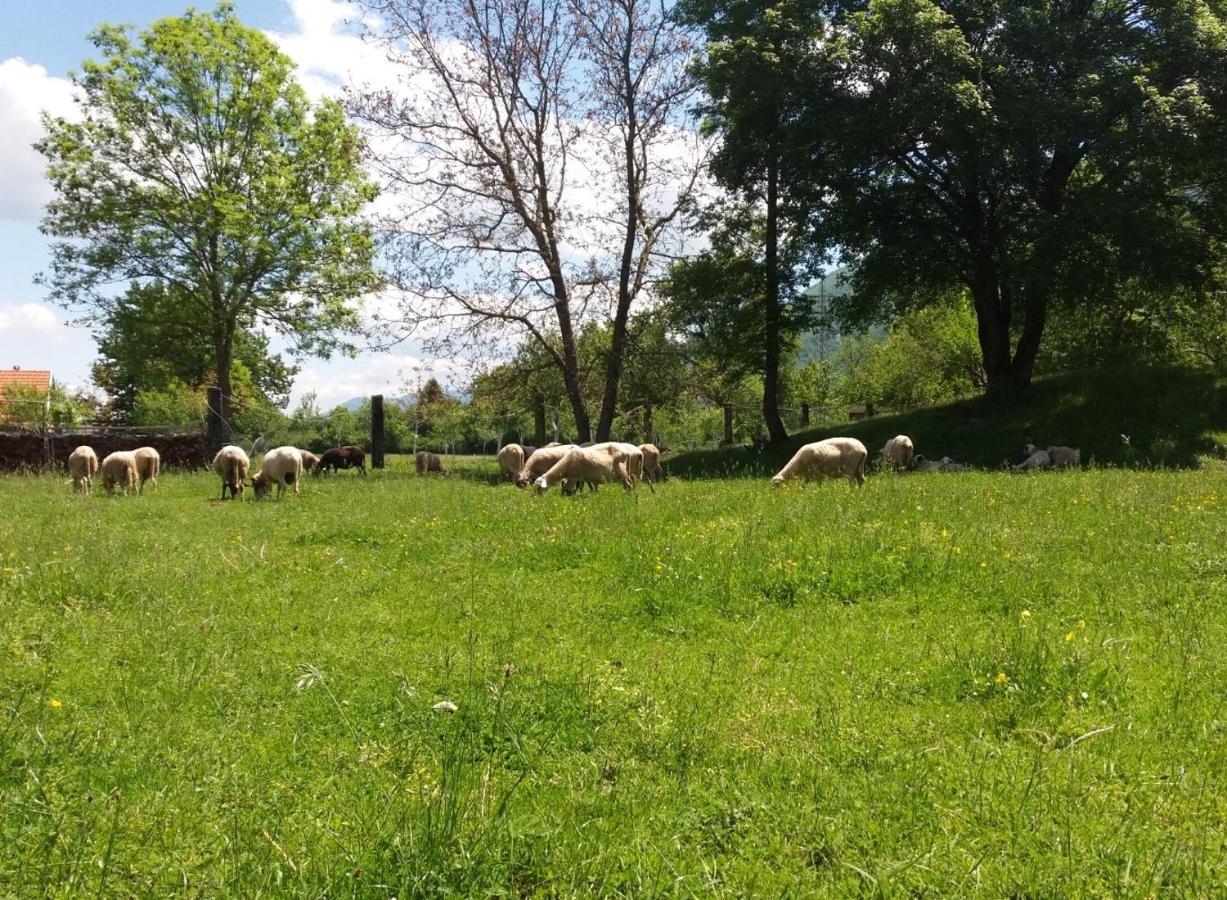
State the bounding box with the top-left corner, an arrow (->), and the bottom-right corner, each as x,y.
62,432 -> 1079,500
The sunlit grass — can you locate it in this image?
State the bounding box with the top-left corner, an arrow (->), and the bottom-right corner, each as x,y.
1,456 -> 1224,895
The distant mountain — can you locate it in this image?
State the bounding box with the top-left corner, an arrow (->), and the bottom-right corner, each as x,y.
339,394 -> 416,411
798,268 -> 852,364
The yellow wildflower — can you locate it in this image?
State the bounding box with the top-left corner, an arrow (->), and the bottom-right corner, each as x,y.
1078,619 -> 1086,630
1020,610 -> 1031,622
994,672 -> 1007,685
48,698 -> 62,709
1065,630 -> 1075,642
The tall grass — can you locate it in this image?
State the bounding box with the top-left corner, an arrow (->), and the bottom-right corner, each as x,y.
1,457 -> 1223,895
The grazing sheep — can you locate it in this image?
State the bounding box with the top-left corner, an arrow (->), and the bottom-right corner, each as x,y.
133,446 -> 160,492
534,444 -> 638,493
558,442 -> 647,494
517,444 -> 576,486
772,437 -> 868,487
299,450 -> 321,473
497,443 -> 525,482
212,445 -> 250,500
100,450 -> 140,496
1016,445 -> 1052,470
1047,446 -> 1080,469
318,446 -> 366,475
879,435 -> 914,471
640,443 -> 664,484
251,446 -> 304,499
67,446 -> 98,494
415,451 -> 447,475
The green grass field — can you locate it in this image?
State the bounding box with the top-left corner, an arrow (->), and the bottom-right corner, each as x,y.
2,455 -> 1224,896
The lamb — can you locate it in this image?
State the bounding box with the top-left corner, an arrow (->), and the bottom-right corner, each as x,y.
317,445 -> 366,475
100,450 -> 139,496
1047,445 -> 1080,469
67,445 -> 98,494
299,450 -> 321,473
212,445 -> 250,500
251,446 -> 304,499
516,444 -> 576,486
879,435 -> 914,471
415,451 -> 447,475
534,443 -> 639,493
133,446 -> 160,492
771,437 -> 868,487
497,443 -> 525,482
640,443 -> 664,484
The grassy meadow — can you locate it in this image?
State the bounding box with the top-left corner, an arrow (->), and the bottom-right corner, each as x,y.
1,454 -> 1225,896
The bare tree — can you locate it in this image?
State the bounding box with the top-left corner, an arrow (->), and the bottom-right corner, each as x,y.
350,0 -> 700,440
571,0 -> 701,441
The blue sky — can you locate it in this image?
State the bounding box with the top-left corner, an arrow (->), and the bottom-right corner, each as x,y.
0,0 -> 458,408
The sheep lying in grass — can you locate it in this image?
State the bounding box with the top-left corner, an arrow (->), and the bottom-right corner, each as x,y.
879,434 -> 914,471
212,445 -> 250,500
1016,445 -> 1052,470
100,450 -> 139,496
534,443 -> 640,493
497,443 -> 525,482
640,443 -> 664,484
415,451 -> 447,475
911,454 -> 966,473
772,437 -> 867,487
68,445 -> 98,494
517,444 -> 576,486
251,446 -> 304,499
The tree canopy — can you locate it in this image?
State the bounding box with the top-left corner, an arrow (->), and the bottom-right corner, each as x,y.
37,2 -> 378,430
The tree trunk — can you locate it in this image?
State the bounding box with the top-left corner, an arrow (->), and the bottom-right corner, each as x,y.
551,275 -> 592,442
762,154 -> 788,444
214,330 -> 234,440
970,249 -> 1017,397
596,37 -> 642,443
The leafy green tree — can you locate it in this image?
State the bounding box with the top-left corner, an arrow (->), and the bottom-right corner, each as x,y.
680,1 -> 827,442
816,0 -> 1226,394
37,3 -> 377,429
91,281 -> 296,422
0,384 -> 99,429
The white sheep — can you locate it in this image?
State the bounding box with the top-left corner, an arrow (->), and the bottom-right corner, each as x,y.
879,434 -> 914,471
67,445 -> 98,494
100,450 -> 139,496
534,444 -> 638,493
251,446 -> 304,499
133,446 -> 160,492
639,443 -> 664,484
772,437 -> 868,487
1047,446 -> 1080,469
517,444 -> 576,486
1016,444 -> 1052,470
497,443 -> 525,482
212,445 -> 250,500
299,450 -> 321,473
415,451 -> 447,475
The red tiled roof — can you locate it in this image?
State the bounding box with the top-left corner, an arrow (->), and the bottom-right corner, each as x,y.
0,369 -> 52,403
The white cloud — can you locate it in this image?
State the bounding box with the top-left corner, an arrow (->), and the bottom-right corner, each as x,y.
290,352 -> 467,409
0,302 -> 68,340
0,58 -> 76,223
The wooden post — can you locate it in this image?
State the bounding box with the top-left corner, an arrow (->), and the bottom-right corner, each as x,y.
643,402 -> 653,445
371,394 -> 385,469
800,403 -> 810,427
723,403 -> 734,445
206,385 -> 228,455
533,395 -> 546,446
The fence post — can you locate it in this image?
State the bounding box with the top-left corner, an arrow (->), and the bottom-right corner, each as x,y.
800,403 -> 810,427
371,394 -> 385,469
206,385 -> 228,456
533,395 -> 546,447
643,402 -> 653,445
723,403 -> 734,445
